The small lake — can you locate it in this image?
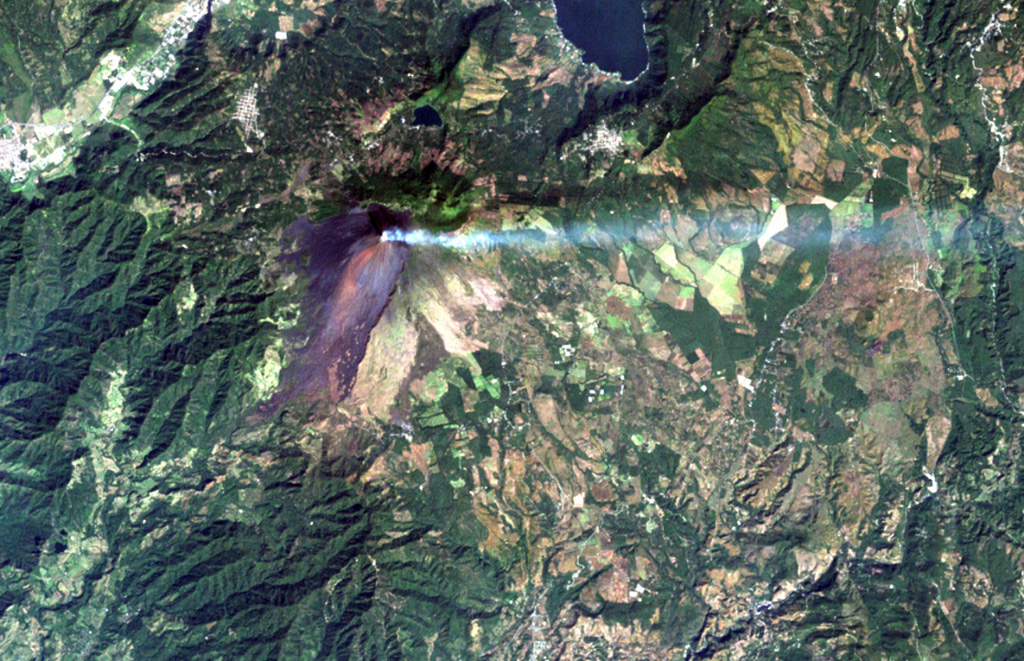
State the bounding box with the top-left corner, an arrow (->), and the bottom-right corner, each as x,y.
553,0 -> 648,80
413,105 -> 443,127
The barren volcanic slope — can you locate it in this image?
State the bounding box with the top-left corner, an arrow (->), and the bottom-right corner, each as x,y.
1,0 -> 1024,658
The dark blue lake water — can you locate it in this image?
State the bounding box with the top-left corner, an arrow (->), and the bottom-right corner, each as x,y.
413,105 -> 443,127
553,0 -> 648,80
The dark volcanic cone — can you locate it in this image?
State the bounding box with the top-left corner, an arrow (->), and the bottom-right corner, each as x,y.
260,204 -> 411,415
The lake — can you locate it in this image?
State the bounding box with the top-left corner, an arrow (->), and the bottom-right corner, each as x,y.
413,105 -> 443,127
553,0 -> 648,80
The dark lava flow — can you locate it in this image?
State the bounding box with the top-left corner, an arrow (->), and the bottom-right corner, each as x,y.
260,204 -> 411,414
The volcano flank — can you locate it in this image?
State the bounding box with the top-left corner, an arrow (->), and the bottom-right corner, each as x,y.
263,204 -> 411,413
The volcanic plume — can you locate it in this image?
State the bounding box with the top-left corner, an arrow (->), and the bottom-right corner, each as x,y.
261,204 -> 411,413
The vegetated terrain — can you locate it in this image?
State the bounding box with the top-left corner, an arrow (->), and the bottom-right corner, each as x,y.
0,0 -> 1024,658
